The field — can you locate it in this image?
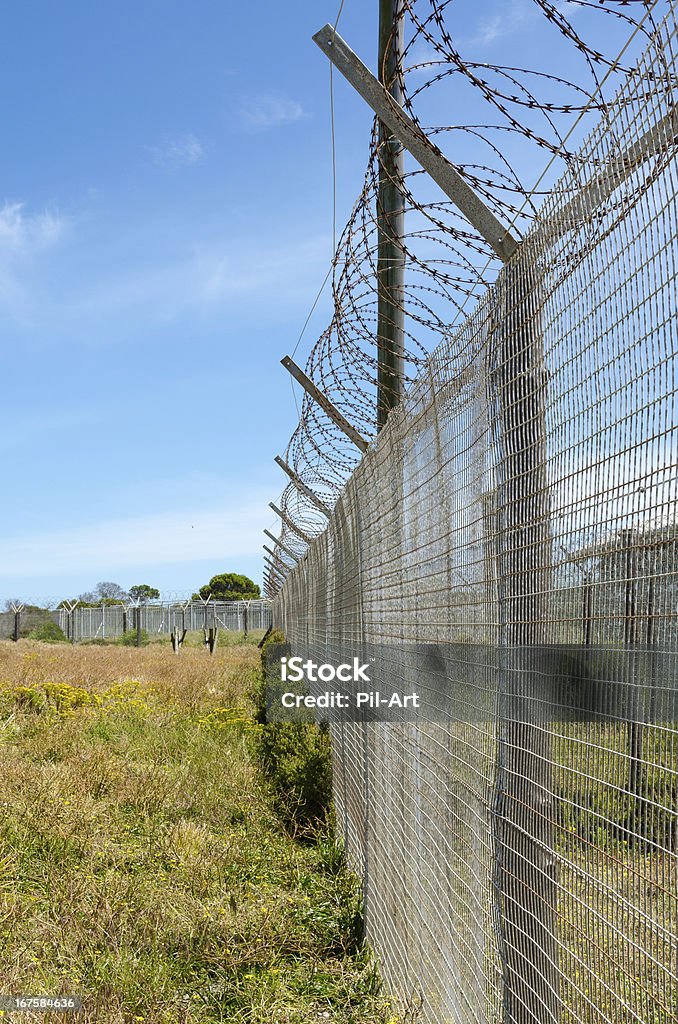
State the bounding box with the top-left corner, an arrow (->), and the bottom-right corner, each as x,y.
0,638 -> 406,1024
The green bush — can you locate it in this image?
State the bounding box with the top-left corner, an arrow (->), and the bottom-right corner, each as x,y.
251,629 -> 334,834
27,620 -> 68,643
117,628 -> 149,647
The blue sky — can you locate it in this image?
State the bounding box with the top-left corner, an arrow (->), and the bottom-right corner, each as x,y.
0,0 -> 642,603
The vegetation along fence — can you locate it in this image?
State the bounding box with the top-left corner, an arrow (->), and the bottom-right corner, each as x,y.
267,2 -> 678,1022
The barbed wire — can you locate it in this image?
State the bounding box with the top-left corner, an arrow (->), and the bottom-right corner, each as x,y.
266,0 -> 676,597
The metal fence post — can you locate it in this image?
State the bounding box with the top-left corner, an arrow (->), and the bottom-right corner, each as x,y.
11,602 -> 23,642
490,252 -> 559,1024
623,532 -> 643,806
377,0 -> 405,428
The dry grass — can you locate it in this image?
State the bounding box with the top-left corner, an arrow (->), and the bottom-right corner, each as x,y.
0,640 -> 408,1024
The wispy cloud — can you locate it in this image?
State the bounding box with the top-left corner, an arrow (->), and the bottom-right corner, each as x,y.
465,0 -> 536,49
59,233 -> 330,328
0,201 -> 67,308
0,491 -> 271,580
238,93 -> 307,131
149,132 -> 205,167
199,236 -> 327,301
406,41 -> 441,74
0,202 -> 65,258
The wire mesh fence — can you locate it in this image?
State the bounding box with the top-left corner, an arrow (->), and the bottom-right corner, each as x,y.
266,1 -> 676,589
271,5 -> 678,1023
0,600 -> 272,642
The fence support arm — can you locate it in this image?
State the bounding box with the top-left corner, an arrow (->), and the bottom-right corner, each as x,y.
313,23 -> 518,262
263,553 -> 284,572
281,356 -> 369,452
263,557 -> 286,587
541,109 -> 678,241
269,501 -> 314,545
275,456 -> 332,517
263,544 -> 291,570
264,529 -> 300,564
263,548 -> 288,576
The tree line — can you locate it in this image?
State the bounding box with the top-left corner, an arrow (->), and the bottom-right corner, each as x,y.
4,572 -> 261,612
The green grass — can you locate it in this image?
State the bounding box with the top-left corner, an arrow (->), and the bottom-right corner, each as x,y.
0,640 -> 407,1024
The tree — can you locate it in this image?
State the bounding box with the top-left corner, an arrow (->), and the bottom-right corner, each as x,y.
77,581 -> 129,605
193,573 -> 260,602
129,584 -> 160,604
96,581 -> 129,602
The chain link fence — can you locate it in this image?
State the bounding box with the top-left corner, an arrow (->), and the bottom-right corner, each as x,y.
273,8 -> 678,1023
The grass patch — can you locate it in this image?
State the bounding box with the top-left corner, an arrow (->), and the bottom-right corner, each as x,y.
0,640 -> 407,1024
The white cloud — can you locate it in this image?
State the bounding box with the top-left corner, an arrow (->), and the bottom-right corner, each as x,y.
60,233 -> 330,325
199,236 -> 327,301
465,1 -> 536,49
0,492 -> 271,580
0,201 -> 67,310
406,41 -> 440,73
0,201 -> 65,256
238,93 -> 307,131
149,132 -> 205,167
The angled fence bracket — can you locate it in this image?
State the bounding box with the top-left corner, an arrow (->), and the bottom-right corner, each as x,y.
264,528 -> 300,564
263,555 -> 286,585
275,456 -> 332,517
263,546 -> 287,569
62,599 -> 79,644
10,601 -> 24,642
263,570 -> 281,591
542,109 -> 678,241
313,23 -> 518,262
263,544 -> 291,571
281,356 -> 369,452
269,501 -> 314,545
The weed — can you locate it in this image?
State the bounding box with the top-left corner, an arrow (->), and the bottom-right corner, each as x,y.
0,638 -> 408,1024
118,629 -> 150,647
250,631 -> 335,835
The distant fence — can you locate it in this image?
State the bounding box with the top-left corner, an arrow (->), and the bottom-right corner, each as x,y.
273,8 -> 678,1024
0,600 -> 272,642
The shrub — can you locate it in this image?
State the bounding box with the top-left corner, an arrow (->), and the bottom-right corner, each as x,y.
27,620 -> 68,643
251,629 -> 334,834
117,628 -> 149,647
